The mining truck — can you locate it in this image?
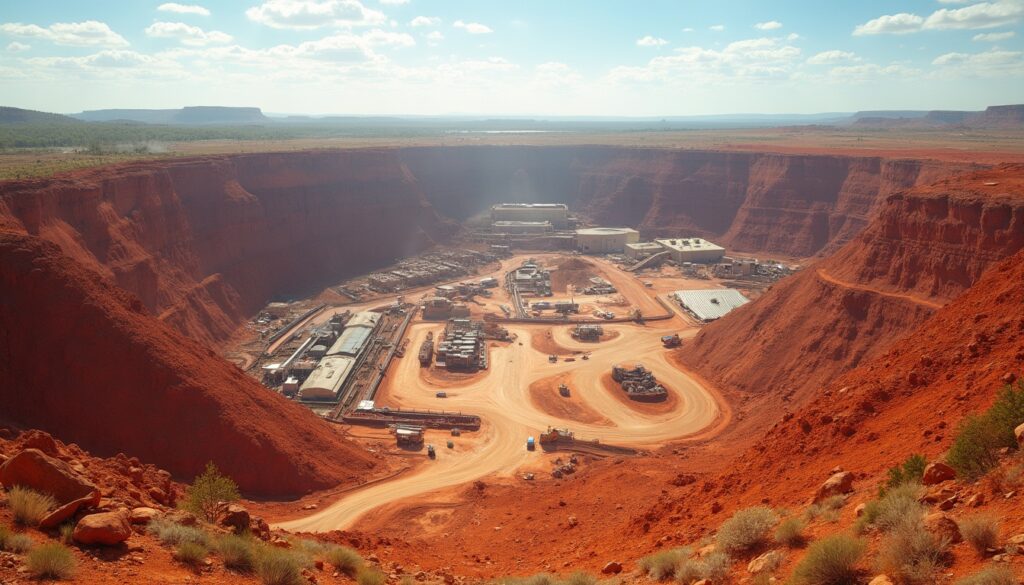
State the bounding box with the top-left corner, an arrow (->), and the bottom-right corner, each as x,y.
661,334 -> 681,348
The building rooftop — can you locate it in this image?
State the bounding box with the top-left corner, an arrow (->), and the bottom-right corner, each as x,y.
626,242 -> 665,250
673,289 -> 750,321
327,327 -> 373,357
655,237 -> 724,252
492,203 -> 567,210
346,311 -> 381,329
300,356 -> 356,396
576,227 -> 640,236
493,220 -> 554,227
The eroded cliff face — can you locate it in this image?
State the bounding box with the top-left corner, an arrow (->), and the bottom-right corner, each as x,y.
679,165 -> 1024,423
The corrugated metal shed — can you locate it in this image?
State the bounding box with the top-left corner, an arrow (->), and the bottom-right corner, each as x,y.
299,356 -> 355,400
346,311 -> 381,329
673,289 -> 750,321
327,327 -> 373,357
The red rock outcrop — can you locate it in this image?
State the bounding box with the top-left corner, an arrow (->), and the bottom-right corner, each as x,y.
0,232 -> 374,496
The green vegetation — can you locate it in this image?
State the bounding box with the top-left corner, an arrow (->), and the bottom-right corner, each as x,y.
957,515 -> 1000,554
356,566 -> 387,585
25,542 -> 76,580
789,534 -> 865,585
715,506 -> 779,553
638,547 -> 690,580
947,381 -> 1024,480
774,517 -> 807,547
562,572 -> 597,585
805,495 -> 846,523
59,522 -> 74,545
883,454 -> 927,495
876,518 -> 948,584
217,534 -> 257,572
674,551 -> 730,583
147,518 -> 210,547
5,533 -> 34,553
254,546 -> 304,585
174,541 -> 209,567
325,544 -> 364,576
954,565 -> 1017,585
7,486 -> 57,526
183,462 -> 240,522
855,483 -> 924,534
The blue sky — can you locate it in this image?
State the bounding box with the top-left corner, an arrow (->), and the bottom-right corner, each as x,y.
0,1 -> 1021,116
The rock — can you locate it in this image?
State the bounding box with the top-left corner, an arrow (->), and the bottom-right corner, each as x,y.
74,511 -> 132,546
692,580 -> 709,585
747,552 -> 777,574
0,448 -> 102,528
567,516 -> 578,528
868,576 -> 894,585
129,507 -> 161,525
812,471 -> 854,503
966,493 -> 985,507
923,512 -> 962,544
601,561 -> 622,574
922,462 -> 956,485
217,503 -> 251,534
697,544 -> 716,557
1015,422 -> 1024,448
938,496 -> 958,511
271,537 -> 291,549
166,510 -> 198,526
855,503 -> 866,517
1009,534 -> 1024,545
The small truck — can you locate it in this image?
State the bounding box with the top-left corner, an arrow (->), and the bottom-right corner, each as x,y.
527,436 -> 536,451
427,445 -> 436,459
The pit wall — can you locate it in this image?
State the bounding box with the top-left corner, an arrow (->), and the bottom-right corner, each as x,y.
0,147 -> 977,345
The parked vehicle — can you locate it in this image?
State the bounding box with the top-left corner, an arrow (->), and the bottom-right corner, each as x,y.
427,445 -> 436,458
436,391 -> 447,398
526,436 -> 536,451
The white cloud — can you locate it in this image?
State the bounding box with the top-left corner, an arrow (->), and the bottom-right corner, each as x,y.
853,13 -> 924,35
827,62 -> 919,82
145,22 -> 232,46
754,21 -> 783,30
6,41 -> 30,52
709,24 -> 725,31
410,16 -> 440,27
453,20 -> 492,34
973,30 -> 1016,40
426,30 -> 443,42
246,0 -> 387,30
379,0 -> 408,4
807,50 -> 860,65
0,20 -> 129,47
608,36 -> 801,84
636,35 -> 669,47
157,3 -> 211,16
932,48 -> 1023,75
534,61 -> 582,86
682,27 -> 694,32
360,29 -> 414,47
787,32 -> 800,41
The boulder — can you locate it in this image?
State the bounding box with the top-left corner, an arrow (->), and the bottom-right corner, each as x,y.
747,552 -> 778,574
601,561 -> 622,574
129,507 -> 162,525
923,512 -> 962,544
74,511 -> 132,546
1015,422 -> 1024,448
812,471 -> 854,503
0,448 -> 101,528
868,576 -> 894,585
922,462 -> 956,485
217,503 -> 251,534
854,503 -> 867,517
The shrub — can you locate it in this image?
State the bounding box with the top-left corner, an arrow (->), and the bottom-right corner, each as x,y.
521,574 -> 557,585
218,534 -> 256,572
326,544 -> 363,576
183,461 -> 240,522
7,486 -> 57,526
59,522 -> 74,545
947,382 -> 1024,480
356,567 -> 387,585
876,518 -> 948,584
716,506 -> 779,553
255,547 -> 303,585
5,533 -> 34,553
855,483 -> 923,534
775,517 -> 806,547
25,542 -> 76,580
805,496 -> 845,523
790,534 -> 865,585
958,515 -> 1000,554
883,454 -> 927,494
639,547 -> 689,580
0,524 -> 10,550
147,518 -> 210,547
174,541 -> 208,567
674,551 -> 730,583
954,565 -> 1017,585
563,572 -> 597,585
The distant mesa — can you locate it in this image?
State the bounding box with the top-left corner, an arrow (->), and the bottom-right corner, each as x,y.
849,104 -> 1024,129
72,106 -> 268,125
0,106 -> 82,125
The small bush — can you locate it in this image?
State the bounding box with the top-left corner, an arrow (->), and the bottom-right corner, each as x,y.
5,533 -> 34,553
59,522 -> 74,545
675,551 -> 730,583
805,496 -> 846,523
639,547 -> 689,580
563,572 -> 597,585
876,518 -> 948,584
958,515 -> 1000,554
255,547 -> 303,585
147,518 -> 210,547
883,454 -> 928,494
183,461 -> 240,522
775,517 -> 806,547
855,483 -> 923,534
716,506 -> 779,553
0,524 -> 8,549
7,486 -> 57,526
790,534 -> 865,585
326,544 -> 363,576
356,567 -> 387,585
25,542 -> 76,580
947,382 -> 1024,480
174,541 -> 208,567
218,534 -> 256,572
954,565 -> 1017,585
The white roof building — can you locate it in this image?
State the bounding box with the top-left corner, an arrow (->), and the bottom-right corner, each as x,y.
673,289 -> 750,321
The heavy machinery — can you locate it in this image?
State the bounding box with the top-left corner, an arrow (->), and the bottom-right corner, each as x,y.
540,427 -> 574,445
611,364 -> 668,401
548,355 -> 557,363
427,445 -> 436,458
661,334 -> 681,348
558,384 -> 571,397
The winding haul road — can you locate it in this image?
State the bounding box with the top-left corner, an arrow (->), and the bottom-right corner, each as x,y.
277,256 -> 724,532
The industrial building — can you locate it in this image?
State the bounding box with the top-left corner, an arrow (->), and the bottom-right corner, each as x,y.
492,220 -> 555,234
673,289 -> 750,322
624,242 -> 665,260
298,356 -> 356,400
575,227 -> 640,254
435,319 -> 486,370
655,237 -> 725,264
491,203 -> 569,229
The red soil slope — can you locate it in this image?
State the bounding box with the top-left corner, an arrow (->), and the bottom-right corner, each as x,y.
680,165 -> 1024,428
0,231 -> 374,497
